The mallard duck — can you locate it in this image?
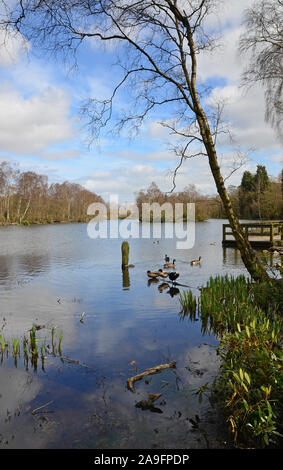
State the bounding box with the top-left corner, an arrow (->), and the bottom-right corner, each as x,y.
158,269 -> 169,278
164,259 -> 176,268
153,240 -> 159,244
191,256 -> 201,265
147,270 -> 160,278
164,254 -> 170,263
168,272 -> 179,283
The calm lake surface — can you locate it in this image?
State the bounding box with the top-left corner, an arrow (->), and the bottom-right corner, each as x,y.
0,219 -> 252,449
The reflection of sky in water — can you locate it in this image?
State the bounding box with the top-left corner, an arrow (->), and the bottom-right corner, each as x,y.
0,220 -> 252,448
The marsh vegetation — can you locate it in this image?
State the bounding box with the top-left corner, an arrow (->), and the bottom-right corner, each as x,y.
180,275 -> 283,447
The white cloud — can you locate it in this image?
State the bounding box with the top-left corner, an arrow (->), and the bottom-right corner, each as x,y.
0,84 -> 75,154
207,85 -> 281,151
83,157 -> 219,202
0,0 -> 279,203
198,26 -> 244,84
108,148 -> 175,162
39,149 -> 83,160
270,154 -> 283,163
204,0 -> 253,30
0,29 -> 29,66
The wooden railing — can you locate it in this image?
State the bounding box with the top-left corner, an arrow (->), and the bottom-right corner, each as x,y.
222,221 -> 283,247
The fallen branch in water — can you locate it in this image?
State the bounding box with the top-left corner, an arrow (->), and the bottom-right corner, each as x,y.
31,400 -> 54,415
127,361 -> 176,392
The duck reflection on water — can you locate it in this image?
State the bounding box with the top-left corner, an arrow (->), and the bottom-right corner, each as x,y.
167,286 -> 180,297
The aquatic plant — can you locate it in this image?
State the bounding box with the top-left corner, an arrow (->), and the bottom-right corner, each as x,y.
179,275 -> 283,448
0,325 -> 64,372
12,338 -> 20,356
29,325 -> 38,359
0,335 -> 7,354
11,338 -> 20,367
215,311 -> 282,448
179,290 -> 197,321
58,331 -> 63,356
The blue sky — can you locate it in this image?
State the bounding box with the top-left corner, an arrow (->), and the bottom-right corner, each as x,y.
0,0 -> 282,203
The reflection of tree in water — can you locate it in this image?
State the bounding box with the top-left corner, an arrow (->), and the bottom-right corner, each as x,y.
223,247 -> 281,270
222,248 -> 241,266
0,254 -> 49,285
19,254 -> 50,277
0,255 -> 12,281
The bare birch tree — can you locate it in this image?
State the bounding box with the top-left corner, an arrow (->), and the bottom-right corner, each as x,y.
0,0 -> 271,281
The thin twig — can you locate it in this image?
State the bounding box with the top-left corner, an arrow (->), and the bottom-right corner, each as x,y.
31,400 -> 54,415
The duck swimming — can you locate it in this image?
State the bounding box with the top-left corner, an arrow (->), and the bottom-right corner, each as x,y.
164,254 -> 170,263
191,256 -> 201,265
168,272 -> 179,283
147,270 -> 160,278
158,269 -> 169,278
164,259 -> 176,268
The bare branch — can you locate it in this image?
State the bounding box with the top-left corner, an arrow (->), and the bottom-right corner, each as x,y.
239,0 -> 283,142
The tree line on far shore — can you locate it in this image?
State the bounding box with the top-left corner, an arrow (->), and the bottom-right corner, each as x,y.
136,166 -> 283,222
0,161 -> 104,225
1,160 -> 281,225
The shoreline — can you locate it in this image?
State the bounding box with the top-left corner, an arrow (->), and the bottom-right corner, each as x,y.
0,217 -> 281,228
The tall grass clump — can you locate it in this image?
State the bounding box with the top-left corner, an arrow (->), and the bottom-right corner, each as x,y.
179,275 -> 283,448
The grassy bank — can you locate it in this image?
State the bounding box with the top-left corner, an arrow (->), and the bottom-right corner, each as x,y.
179,275 -> 283,448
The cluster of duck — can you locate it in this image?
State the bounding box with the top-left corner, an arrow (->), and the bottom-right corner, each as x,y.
146,253 -> 202,296
147,253 -> 202,282
147,255 -> 180,284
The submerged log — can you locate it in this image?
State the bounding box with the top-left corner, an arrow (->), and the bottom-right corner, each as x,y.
127,361 -> 176,392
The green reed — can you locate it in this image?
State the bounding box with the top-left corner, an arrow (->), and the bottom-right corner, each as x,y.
179,275 -> 283,448
0,325 -> 64,372
0,335 -> 7,354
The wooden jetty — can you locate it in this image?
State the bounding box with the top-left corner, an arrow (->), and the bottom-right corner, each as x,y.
222,221 -> 283,250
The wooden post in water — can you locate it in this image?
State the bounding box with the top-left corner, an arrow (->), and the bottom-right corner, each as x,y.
121,241 -> 130,269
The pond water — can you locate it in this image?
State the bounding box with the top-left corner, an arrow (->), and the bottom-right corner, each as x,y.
0,219 -> 252,449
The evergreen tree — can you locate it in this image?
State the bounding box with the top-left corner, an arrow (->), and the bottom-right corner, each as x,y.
254,165 -> 270,194
241,171 -> 255,192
